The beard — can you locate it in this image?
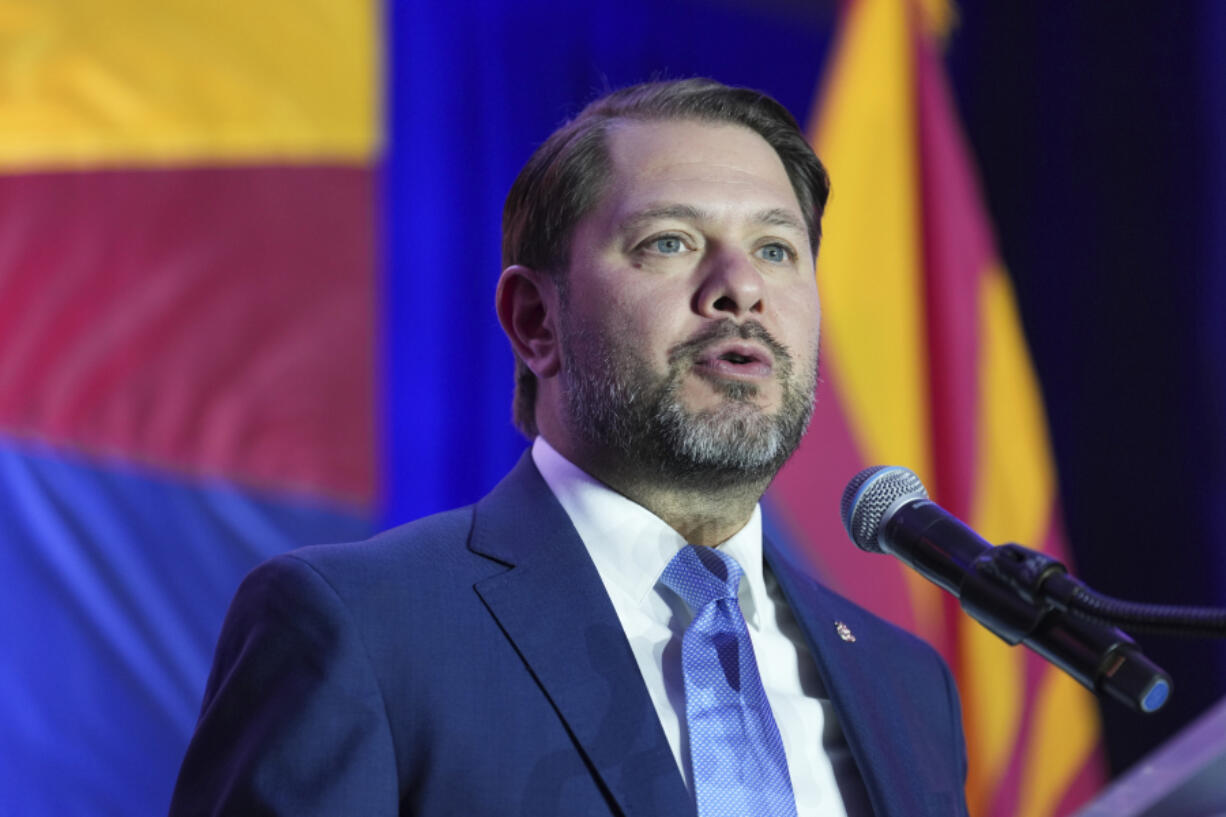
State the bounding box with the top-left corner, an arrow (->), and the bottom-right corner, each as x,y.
559,316 -> 817,489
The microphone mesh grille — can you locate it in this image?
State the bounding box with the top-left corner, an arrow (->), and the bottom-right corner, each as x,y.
840,466 -> 928,552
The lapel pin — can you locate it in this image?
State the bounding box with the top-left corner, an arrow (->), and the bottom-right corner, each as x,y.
835,621 -> 856,642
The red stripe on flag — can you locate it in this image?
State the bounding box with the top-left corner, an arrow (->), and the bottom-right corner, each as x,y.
0,166 -> 376,506
913,21 -> 994,520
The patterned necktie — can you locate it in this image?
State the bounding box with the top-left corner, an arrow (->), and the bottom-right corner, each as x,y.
660,545 -> 799,817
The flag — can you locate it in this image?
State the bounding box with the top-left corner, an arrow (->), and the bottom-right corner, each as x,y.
766,1 -> 1106,814
0,2 -> 381,813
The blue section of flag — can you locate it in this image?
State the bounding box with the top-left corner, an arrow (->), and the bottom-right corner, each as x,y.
0,439 -> 371,816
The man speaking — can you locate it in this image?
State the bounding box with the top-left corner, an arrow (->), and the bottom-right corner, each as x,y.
170,79 -> 969,817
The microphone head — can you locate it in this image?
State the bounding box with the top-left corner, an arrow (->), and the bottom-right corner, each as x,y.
841,466 -> 929,552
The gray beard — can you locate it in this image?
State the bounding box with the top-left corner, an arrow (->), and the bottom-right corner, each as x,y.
560,318 -> 817,489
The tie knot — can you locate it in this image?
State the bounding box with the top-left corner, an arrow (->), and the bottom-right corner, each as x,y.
659,545 -> 745,613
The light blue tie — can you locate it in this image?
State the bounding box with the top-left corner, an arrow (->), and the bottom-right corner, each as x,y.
660,545 -> 799,817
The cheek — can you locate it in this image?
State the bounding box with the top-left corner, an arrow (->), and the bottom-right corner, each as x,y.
774,284 -> 820,337
601,281 -> 686,342
569,288 -> 667,363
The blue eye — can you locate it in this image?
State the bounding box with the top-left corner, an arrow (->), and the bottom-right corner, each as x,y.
652,235 -> 685,254
758,243 -> 793,263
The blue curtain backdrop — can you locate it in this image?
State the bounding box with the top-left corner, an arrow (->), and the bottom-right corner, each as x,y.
3,2 -> 1225,815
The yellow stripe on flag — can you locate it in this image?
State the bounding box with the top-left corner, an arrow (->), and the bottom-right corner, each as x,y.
1018,670 -> 1100,817
0,0 -> 379,169
812,0 -> 931,485
958,622 -> 1023,811
812,0 -> 944,644
957,266 -> 1048,809
975,269 -> 1102,817
972,267 -> 1054,545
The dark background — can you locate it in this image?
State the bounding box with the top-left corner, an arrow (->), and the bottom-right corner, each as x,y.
947,1 -> 1226,772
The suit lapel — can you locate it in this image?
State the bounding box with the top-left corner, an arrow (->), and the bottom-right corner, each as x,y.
765,540 -> 947,817
469,453 -> 694,817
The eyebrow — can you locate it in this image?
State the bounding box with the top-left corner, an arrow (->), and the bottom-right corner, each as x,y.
618,203 -> 807,235
618,204 -> 710,234
755,207 -> 806,233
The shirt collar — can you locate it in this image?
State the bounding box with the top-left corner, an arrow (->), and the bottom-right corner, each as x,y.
531,436 -> 766,629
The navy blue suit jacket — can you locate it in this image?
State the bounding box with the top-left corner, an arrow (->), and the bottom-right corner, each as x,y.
170,453 -> 969,816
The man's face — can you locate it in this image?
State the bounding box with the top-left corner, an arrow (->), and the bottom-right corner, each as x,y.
555,119 -> 821,486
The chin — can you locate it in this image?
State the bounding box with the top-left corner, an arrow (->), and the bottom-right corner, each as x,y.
660,403 -> 791,478
687,377 -> 779,409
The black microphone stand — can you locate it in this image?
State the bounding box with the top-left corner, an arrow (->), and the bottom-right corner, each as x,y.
966,542 -> 1226,714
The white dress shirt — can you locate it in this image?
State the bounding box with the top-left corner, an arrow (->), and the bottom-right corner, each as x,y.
532,437 -> 871,817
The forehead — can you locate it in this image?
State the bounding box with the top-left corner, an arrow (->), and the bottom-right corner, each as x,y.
597,119 -> 802,224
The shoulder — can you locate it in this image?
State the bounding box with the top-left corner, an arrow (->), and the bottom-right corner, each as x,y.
225,451 -> 559,641
272,448 -> 550,589
289,504 -> 478,581
216,503 -> 475,637
234,502 -> 508,633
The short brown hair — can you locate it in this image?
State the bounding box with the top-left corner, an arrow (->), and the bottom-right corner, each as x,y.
502,78 -> 830,437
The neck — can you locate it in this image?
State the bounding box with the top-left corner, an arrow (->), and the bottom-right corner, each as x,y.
562,441 -> 770,546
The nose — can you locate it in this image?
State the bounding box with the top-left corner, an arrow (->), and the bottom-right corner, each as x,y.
693,247 -> 765,319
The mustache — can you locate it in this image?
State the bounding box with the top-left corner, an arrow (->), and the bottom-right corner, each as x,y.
666,320 -> 792,367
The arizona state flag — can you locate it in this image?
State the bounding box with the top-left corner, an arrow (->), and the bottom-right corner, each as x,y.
0,2 -> 380,813
766,1 -> 1107,814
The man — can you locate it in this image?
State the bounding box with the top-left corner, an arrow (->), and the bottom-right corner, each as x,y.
170,79 -> 969,816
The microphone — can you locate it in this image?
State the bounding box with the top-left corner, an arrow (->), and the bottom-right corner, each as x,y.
840,465 -> 1172,714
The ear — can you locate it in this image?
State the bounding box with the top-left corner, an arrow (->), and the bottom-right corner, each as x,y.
496,265 -> 561,379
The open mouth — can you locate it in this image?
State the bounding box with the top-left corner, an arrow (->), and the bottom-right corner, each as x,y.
696,343 -> 774,379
